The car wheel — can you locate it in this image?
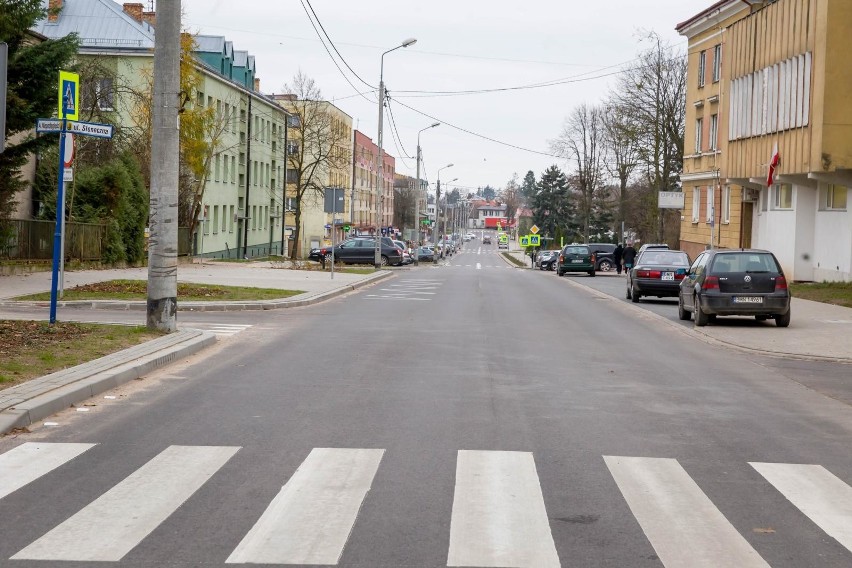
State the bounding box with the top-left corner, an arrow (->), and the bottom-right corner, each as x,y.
694,295 -> 709,327
775,308 -> 791,328
380,255 -> 389,267
630,285 -> 640,303
678,294 -> 691,320
598,259 -> 613,272
324,253 -> 333,265
588,270 -> 596,277
549,263 -> 555,271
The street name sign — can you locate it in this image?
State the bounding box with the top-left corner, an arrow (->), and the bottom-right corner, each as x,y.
36,119 -> 114,139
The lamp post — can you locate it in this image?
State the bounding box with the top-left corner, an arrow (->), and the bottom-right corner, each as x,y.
445,178 -> 458,253
414,122 -> 440,265
374,37 -> 417,269
433,164 -> 454,264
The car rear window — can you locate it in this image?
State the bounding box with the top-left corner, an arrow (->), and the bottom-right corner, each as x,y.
563,246 -> 589,254
641,251 -> 689,266
711,253 -> 779,273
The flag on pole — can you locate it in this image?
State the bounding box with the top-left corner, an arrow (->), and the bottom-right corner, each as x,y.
767,143 -> 780,186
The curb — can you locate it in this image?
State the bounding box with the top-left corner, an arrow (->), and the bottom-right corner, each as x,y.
0,270 -> 394,313
0,329 -> 216,436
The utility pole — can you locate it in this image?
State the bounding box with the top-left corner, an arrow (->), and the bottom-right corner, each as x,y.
146,0 -> 180,332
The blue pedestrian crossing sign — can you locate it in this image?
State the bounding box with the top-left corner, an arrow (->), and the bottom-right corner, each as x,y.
58,71 -> 79,121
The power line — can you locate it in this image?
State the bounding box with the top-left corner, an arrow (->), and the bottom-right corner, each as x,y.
301,0 -> 376,90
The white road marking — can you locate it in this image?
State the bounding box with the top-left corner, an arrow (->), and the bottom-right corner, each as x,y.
365,295 -> 429,300
447,450 -> 559,567
0,443 -> 96,501
476,263 -> 481,270
13,445 -> 239,562
227,448 -> 384,565
185,323 -> 252,338
751,462 -> 852,553
380,289 -> 436,294
604,456 -> 768,568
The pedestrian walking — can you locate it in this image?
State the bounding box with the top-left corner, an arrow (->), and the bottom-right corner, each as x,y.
613,243 -> 624,275
623,242 -> 637,274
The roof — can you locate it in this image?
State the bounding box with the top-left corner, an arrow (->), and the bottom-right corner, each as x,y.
32,0 -> 155,51
233,50 -> 248,66
194,35 -> 226,54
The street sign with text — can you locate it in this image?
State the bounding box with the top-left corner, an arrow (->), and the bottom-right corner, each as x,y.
36,119 -> 114,139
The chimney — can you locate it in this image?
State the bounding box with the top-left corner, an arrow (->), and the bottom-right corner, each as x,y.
142,11 -> 156,26
48,0 -> 62,23
123,3 -> 144,23
254,78 -> 260,92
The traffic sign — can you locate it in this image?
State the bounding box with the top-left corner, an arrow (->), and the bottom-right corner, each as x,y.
530,224 -> 539,234
58,71 -> 79,121
519,235 -> 530,247
529,234 -> 541,246
343,225 -> 351,231
36,119 -> 114,139
63,168 -> 73,182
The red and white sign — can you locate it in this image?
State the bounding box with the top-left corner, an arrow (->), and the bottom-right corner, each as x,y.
63,133 -> 75,167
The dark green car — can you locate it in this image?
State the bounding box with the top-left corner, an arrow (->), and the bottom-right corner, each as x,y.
556,244 -> 596,277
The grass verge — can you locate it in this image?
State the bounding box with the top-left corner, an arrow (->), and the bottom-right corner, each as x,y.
502,252 -> 526,267
0,321 -> 163,389
15,280 -> 305,302
790,281 -> 852,309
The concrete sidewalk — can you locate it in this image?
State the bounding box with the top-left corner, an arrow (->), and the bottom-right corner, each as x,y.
503,248 -> 852,363
0,262 -> 393,435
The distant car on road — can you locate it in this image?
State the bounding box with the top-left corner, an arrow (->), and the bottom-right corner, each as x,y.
627,249 -> 690,302
416,246 -> 435,262
482,235 -> 492,245
677,249 -> 791,327
556,244 -> 595,277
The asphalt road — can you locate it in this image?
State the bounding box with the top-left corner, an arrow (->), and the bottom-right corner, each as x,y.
2,242 -> 852,567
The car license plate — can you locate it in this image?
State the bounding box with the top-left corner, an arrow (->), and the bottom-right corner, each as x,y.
662,272 -> 674,281
571,259 -> 583,263
733,296 -> 764,304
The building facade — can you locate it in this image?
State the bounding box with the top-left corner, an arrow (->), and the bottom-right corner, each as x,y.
678,0 -> 852,281
351,130 -> 396,236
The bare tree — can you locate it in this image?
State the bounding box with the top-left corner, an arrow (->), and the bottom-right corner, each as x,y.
601,100 -> 640,239
499,173 -> 523,231
279,72 -> 350,259
551,104 -> 607,242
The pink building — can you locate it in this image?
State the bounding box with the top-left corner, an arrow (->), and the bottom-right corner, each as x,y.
352,130 -> 396,233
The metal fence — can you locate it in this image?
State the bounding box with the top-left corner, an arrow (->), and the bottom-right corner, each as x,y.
2,220 -> 193,261
1,219 -> 106,261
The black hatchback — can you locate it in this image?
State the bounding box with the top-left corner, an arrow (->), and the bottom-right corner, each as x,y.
678,249 -> 791,327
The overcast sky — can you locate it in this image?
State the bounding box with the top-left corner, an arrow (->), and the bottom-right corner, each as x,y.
180,0 -> 712,195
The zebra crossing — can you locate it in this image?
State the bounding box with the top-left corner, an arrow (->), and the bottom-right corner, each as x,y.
3,442 -> 852,566
365,278 -> 442,301
182,323 -> 253,338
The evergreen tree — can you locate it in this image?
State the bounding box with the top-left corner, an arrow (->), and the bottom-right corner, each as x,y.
481,185 -> 496,201
521,170 -> 536,201
531,165 -> 576,244
0,0 -> 78,225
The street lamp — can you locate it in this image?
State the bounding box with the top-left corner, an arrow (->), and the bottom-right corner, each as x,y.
433,164 -> 454,264
374,37 -> 417,269
414,122 -> 440,265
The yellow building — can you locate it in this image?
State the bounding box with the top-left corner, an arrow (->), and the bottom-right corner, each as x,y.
273,95 -> 353,257
678,0 -> 852,281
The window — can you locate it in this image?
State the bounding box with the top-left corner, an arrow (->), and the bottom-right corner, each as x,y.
82,78 -> 114,111
212,205 -> 219,234
223,154 -> 229,182
231,156 -> 236,183
773,184 -> 793,209
712,44 -> 721,82
706,185 -> 715,223
698,50 -> 706,88
695,117 -> 703,154
692,187 -> 700,222
709,114 -> 718,151
222,205 -> 227,232
286,169 -> 298,184
721,185 -> 730,223
214,155 -> 220,182
285,197 -> 297,211
823,184 -> 848,210
229,205 -> 235,232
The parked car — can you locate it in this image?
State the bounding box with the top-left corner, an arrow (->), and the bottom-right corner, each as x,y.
416,246 -> 435,262
556,244 -> 595,277
308,236 -> 402,266
482,235 -> 492,245
393,240 -> 413,265
637,243 -> 670,255
535,250 -> 559,271
626,249 -> 691,302
588,243 -> 617,271
677,249 -> 791,327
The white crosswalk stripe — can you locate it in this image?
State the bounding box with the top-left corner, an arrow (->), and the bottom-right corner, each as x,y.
227,448 -> 384,565
448,450 -> 560,567
366,279 -> 442,301
12,445 -> 239,562
184,323 -> 252,338
751,462 -> 852,554
0,442 -> 95,500
6,444 -> 852,566
605,455 -> 769,568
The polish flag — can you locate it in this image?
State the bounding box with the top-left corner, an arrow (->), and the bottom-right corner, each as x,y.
767,143 -> 780,186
